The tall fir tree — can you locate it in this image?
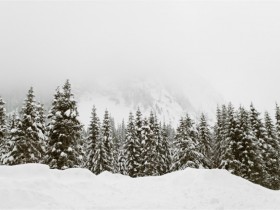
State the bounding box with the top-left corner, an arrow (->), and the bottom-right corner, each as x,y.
172,115 -> 206,170
197,113 -> 213,168
90,123 -> 106,175
133,108 -> 144,176
275,103 -> 280,151
124,112 -> 141,177
248,103 -> 268,186
138,117 -> 154,176
0,97 -> 7,161
116,120 -> 126,174
213,106 -> 223,168
219,103 -> 239,171
235,107 -> 264,182
263,111 -> 280,189
110,116 -> 120,173
3,88 -> 46,165
46,80 -> 83,169
275,104 -> 280,189
85,106 -> 102,174
117,120 -> 126,147
101,109 -> 114,172
157,123 -> 172,175
275,104 -> 280,139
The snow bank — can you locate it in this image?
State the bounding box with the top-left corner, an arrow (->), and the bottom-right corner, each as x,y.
0,164 -> 279,210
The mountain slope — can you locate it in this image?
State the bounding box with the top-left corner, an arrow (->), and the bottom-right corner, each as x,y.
77,74 -> 224,126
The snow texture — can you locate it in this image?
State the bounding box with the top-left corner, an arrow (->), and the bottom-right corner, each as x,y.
0,164 -> 279,209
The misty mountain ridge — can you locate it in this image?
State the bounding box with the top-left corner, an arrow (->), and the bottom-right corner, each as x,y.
2,73 -> 224,127
77,74 -> 224,126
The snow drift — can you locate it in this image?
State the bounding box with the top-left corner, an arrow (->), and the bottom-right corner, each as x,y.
0,164 -> 279,210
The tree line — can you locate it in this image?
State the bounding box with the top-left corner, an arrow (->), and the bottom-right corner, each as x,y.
0,80 -> 279,190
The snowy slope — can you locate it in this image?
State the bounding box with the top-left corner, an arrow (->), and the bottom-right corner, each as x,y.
77,74 -> 224,127
0,164 -> 279,210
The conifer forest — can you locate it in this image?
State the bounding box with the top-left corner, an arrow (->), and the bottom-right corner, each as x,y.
0,79 -> 279,190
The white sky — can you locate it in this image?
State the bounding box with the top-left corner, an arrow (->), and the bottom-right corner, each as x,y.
1,0 -> 280,113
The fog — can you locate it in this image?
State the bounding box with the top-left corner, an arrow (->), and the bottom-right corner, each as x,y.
1,0 -> 280,113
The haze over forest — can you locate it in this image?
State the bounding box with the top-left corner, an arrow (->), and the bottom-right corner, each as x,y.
1,0 -> 280,117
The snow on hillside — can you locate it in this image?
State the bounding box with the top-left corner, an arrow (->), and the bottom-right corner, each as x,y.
0,164 -> 279,210
77,74 -> 224,127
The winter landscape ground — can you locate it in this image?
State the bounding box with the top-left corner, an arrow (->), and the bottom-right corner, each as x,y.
0,164 -> 279,210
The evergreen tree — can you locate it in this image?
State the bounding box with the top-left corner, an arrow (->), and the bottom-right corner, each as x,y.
213,106 -> 221,167
197,113 -> 212,168
118,120 -> 126,146
90,123 -> 106,175
219,103 -> 239,171
101,109 -> 114,172
158,123 -> 172,175
85,106 -> 102,174
110,116 -> 120,173
46,80 -> 83,169
275,103 -> 280,151
124,112 -> 141,177
135,108 -> 143,150
139,114 -> 157,176
213,106 -> 225,168
248,104 -> 268,185
3,88 -> 46,165
235,107 -> 264,182
173,115 -> 206,170
275,103 -> 280,139
35,102 -> 47,152
0,97 -> 7,161
165,123 -> 176,168
2,113 -> 23,165
264,111 -> 280,189
116,120 -> 126,174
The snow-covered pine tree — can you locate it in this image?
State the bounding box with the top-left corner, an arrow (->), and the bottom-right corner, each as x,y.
219,103 -> 239,171
172,115 -> 206,171
85,106 -> 102,174
135,108 -> 143,149
275,103 -> 280,147
101,109 -> 114,172
35,102 -> 47,153
0,97 -> 7,161
197,113 -> 212,168
46,80 -> 83,169
124,112 -> 139,177
235,106 -> 264,182
165,123 -> 176,170
116,120 -> 126,174
3,88 -> 45,165
90,122 -> 106,175
216,105 -> 228,167
248,103 -> 268,186
213,106 -> 223,168
2,113 -> 23,165
133,108 -> 144,176
139,116 -> 156,176
275,103 -> 280,138
274,104 -> 280,189
110,116 -> 120,173
157,123 -> 172,175
263,111 -> 280,189
118,120 -> 126,146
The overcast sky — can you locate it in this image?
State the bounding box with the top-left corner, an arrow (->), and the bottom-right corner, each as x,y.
1,0 -> 280,113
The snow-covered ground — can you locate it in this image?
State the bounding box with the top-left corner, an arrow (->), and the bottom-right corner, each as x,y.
0,164 -> 279,210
